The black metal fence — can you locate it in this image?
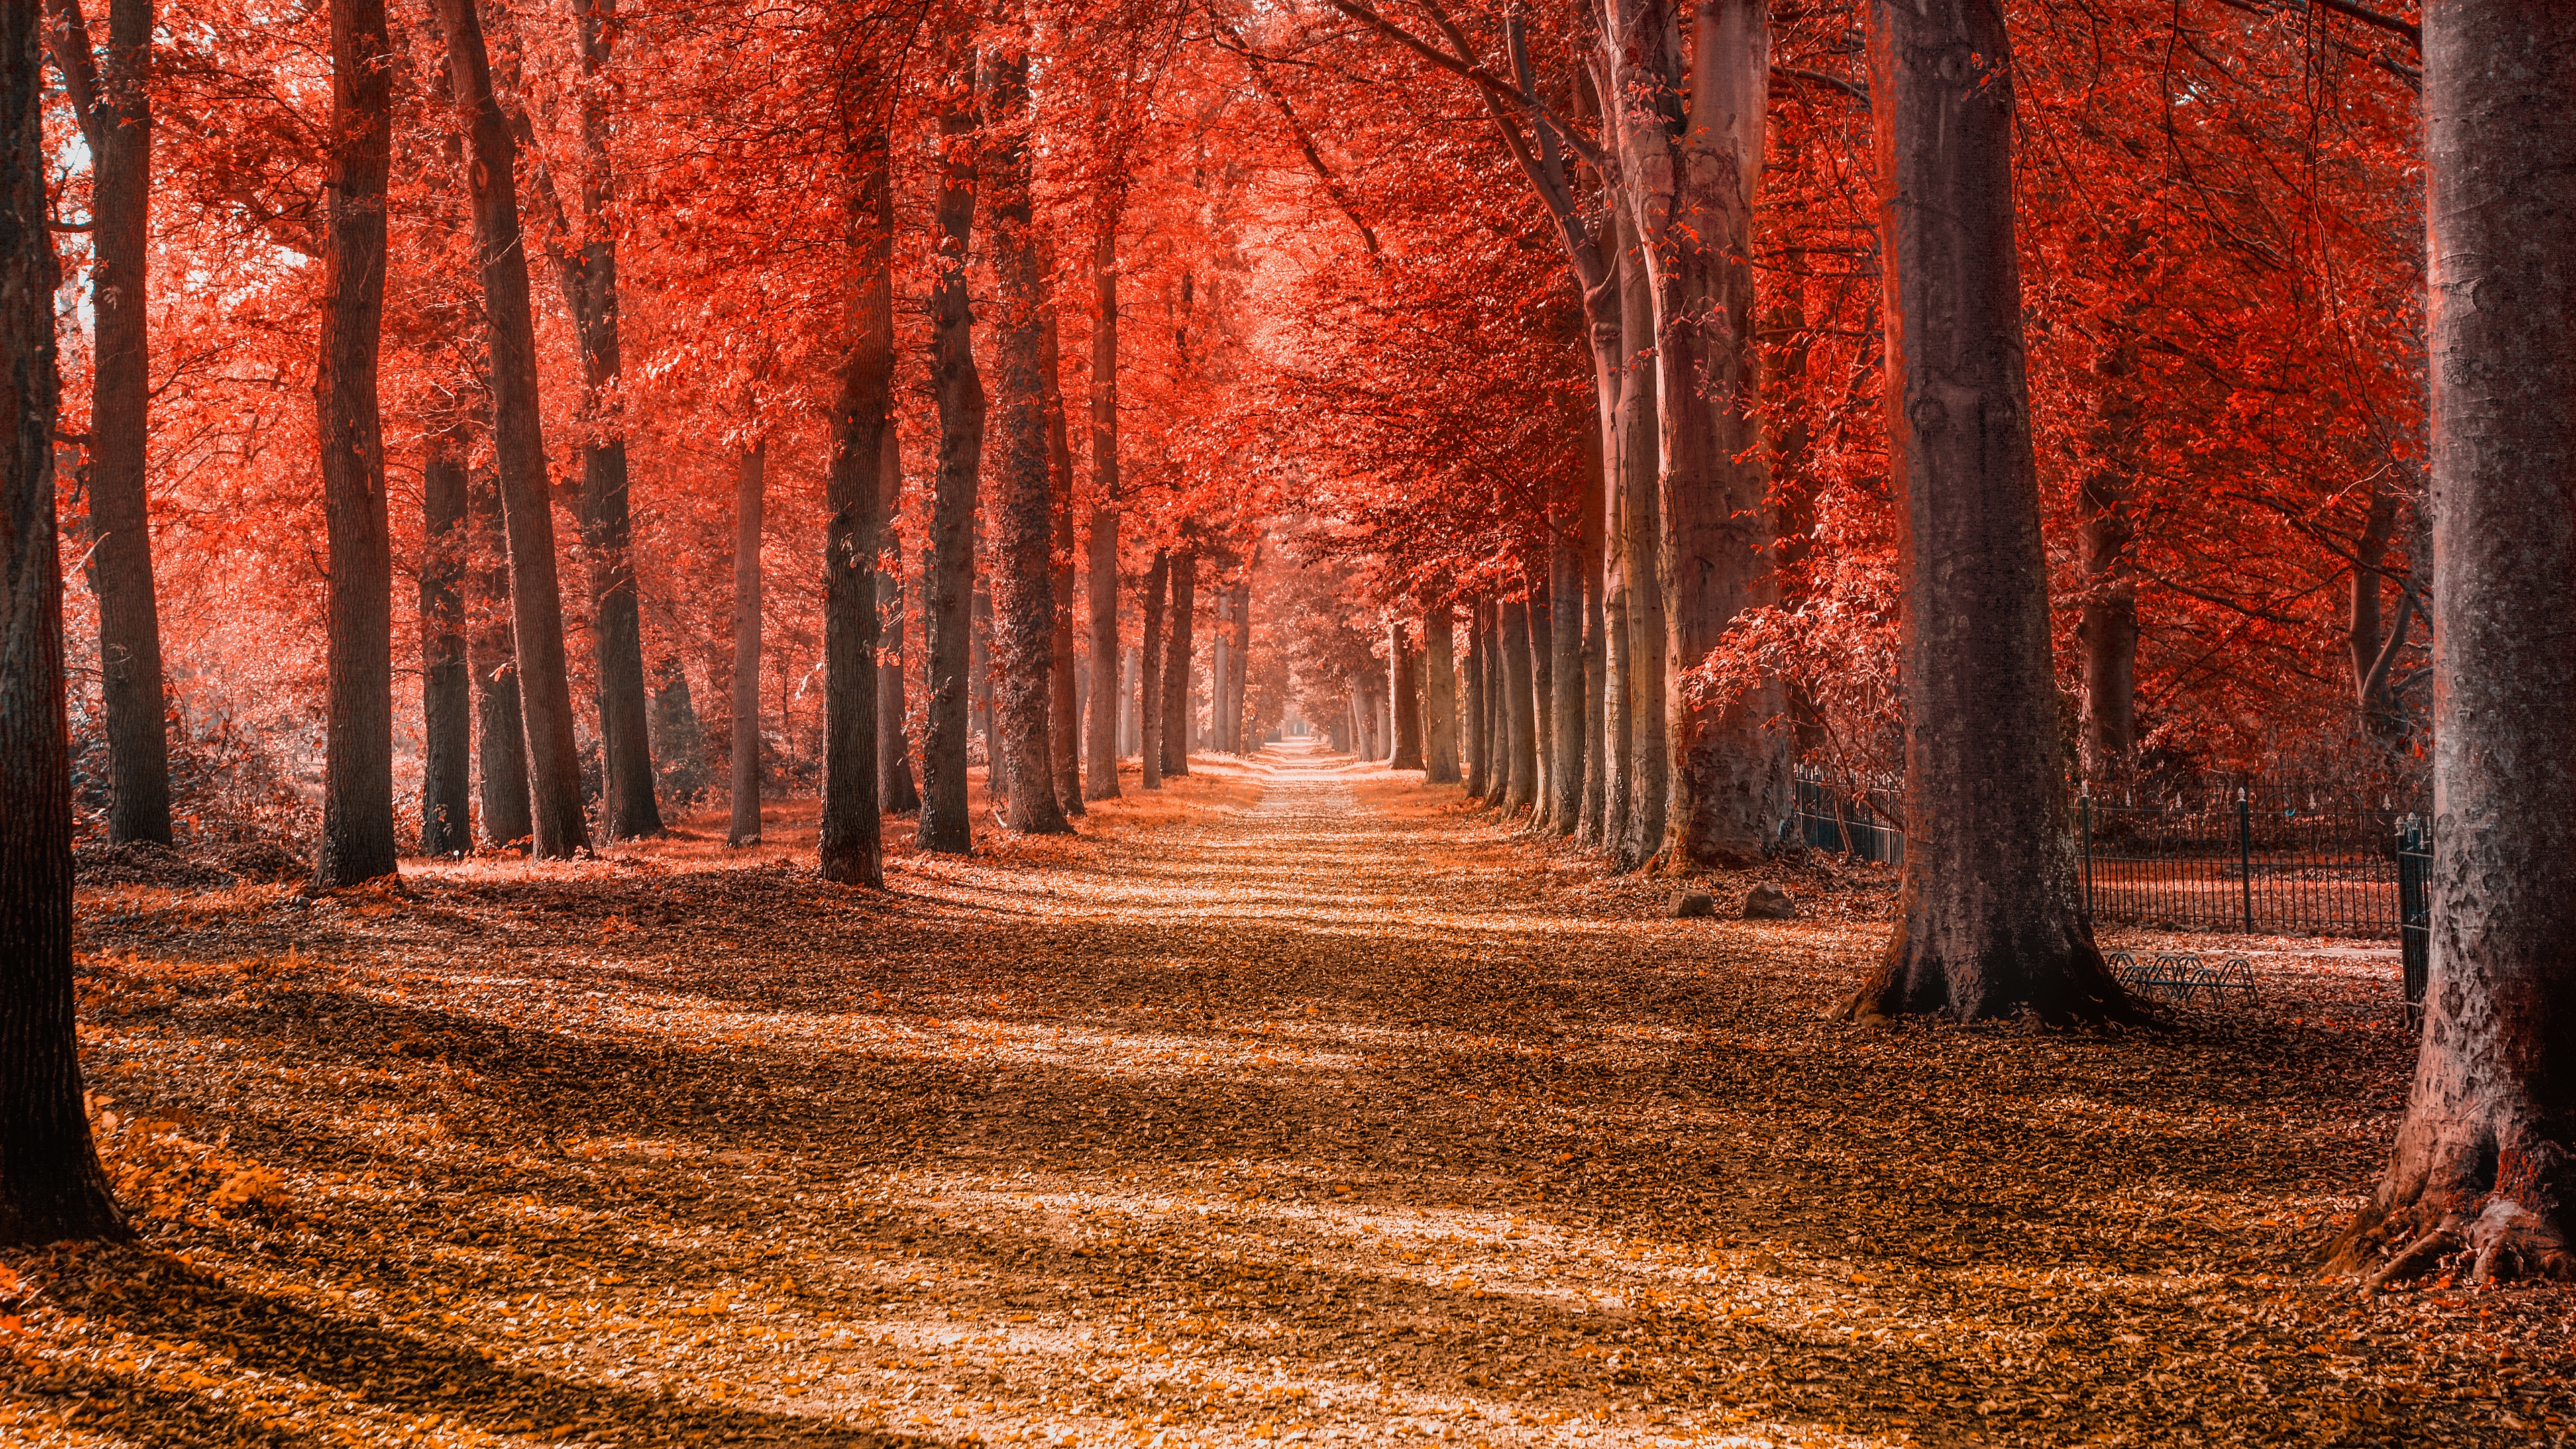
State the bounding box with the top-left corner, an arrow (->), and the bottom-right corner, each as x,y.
1791,771 -> 1903,865
1793,771 -> 2434,1004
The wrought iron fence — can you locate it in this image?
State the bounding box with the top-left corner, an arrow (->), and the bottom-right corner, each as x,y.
2078,790 -> 2419,939
1791,771 -> 1903,865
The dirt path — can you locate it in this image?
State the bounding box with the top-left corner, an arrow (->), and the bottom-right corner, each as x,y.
11,743 -> 2572,1447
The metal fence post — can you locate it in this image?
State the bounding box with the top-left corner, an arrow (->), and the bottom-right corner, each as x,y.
2237,787 -> 2255,933
2079,790 -> 2093,920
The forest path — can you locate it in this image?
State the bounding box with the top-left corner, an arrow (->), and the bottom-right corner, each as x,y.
21,745 -> 2568,1448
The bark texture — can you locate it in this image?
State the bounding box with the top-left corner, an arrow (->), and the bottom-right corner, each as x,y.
551,0 -> 657,840
1042,300 -> 1082,814
1389,618 -> 1424,771
1082,228 -> 1122,800
982,48 -> 1069,836
466,458 -> 531,849
1138,549 -> 1167,790
877,430 -> 918,814
0,0 -> 125,1238
916,64 -> 983,854
1548,525 -> 1584,835
48,0 -> 168,846
1161,550 -> 1193,777
1501,599 -> 1537,818
2331,0 -> 2576,1285
727,440 -> 763,847
1603,0 -> 1781,868
435,0 -> 588,857
1842,0 -> 2131,1025
1612,208 -> 1666,867
1423,606 -> 1459,784
1578,435 -> 1608,843
419,430 -> 472,855
818,129 -> 893,887
313,0 -> 398,890
1462,599 -> 1487,798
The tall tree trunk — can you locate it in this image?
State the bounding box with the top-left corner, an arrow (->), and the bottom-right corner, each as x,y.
877,429 -> 918,813
313,0 -> 396,890
1579,429 -> 1609,844
917,61 -> 983,854
1116,647 -> 1136,757
1041,299 -> 1082,814
1528,574 -> 1554,820
419,427 -> 472,854
1613,202 -> 1665,867
2348,475 -> 2416,759
542,0 -> 658,840
1603,0 -> 1782,869
1228,571 -> 1253,753
2078,329 -> 2141,773
818,125 -> 893,887
1462,599 -> 1487,797
1841,0 -> 2130,1025
1423,604 -> 1459,784
1501,599 -> 1538,818
983,46 -> 1069,836
1549,520 -> 1585,836
0,0 -> 123,1238
1161,549 -> 1193,777
1082,228 -> 1122,800
726,439 -> 764,846
1389,616 -> 1424,770
48,0 -> 168,847
969,589 -> 991,746
466,455 -> 531,848
435,0 -> 588,857
1211,598 -> 1231,752
2331,1 -> 2576,1285
1138,549 -> 1167,790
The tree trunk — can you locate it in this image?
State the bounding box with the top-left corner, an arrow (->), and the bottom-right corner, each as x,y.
435,0 -> 588,858
917,62 -> 983,854
1549,521 -> 1585,837
1042,299 -> 1082,814
1528,575 -> 1554,820
49,0 -> 168,847
1138,550 -> 1167,790
1613,201 -> 1664,868
1461,601 -> 1485,794
1116,647 -> 1136,758
2078,329 -> 2141,773
1389,617 -> 1424,771
2348,475 -> 2416,759
1501,599 -> 1538,818
726,439 -> 764,846
1603,0 -> 1781,869
2330,1 -> 2576,1286
419,427 -> 472,855
983,46 -> 1069,836
1228,572 -> 1253,752
1841,0 -> 2131,1024
313,0 -> 396,890
552,0 -> 657,841
1083,227 -> 1122,800
1161,550 -> 1193,777
1578,430 -> 1607,843
818,126 -> 893,888
1423,605 -> 1459,783
466,457 -> 531,849
969,589 -> 991,747
0,0 -> 125,1236
877,429 -> 918,814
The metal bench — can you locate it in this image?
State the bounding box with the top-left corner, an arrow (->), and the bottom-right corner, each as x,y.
2108,950 -> 2256,1004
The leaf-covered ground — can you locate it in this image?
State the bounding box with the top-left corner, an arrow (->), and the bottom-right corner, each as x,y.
9,741 -> 2571,1447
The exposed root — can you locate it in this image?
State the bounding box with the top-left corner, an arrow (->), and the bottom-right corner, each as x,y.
2342,1199 -> 2576,1288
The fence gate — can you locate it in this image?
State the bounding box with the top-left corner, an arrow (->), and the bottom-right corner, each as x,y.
2398,815 -> 2431,1020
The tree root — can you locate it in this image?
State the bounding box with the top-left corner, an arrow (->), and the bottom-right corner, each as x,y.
2347,1199 -> 2576,1288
